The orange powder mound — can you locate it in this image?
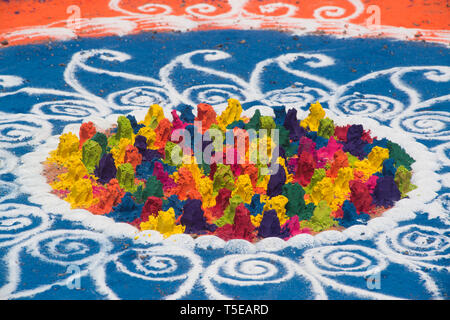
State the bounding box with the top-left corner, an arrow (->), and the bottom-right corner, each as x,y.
124,145 -> 142,169
88,178 -> 125,215
79,122 -> 97,149
154,118 -> 173,149
195,103 -> 217,133
167,167 -> 202,201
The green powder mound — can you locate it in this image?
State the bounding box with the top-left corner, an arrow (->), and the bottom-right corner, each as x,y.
394,165 -> 417,198
165,141 -> 183,166
387,141 -> 415,170
282,183 -> 315,221
108,116 -> 133,147
245,109 -> 261,131
91,132 -> 108,156
133,175 -> 164,203
304,168 -> 326,194
277,125 -> 291,150
260,116 -> 276,133
213,164 -> 235,192
282,182 -> 305,217
117,163 -> 137,193
318,117 -> 335,139
214,195 -> 243,227
82,140 -> 102,174
300,200 -> 338,232
346,152 -> 358,166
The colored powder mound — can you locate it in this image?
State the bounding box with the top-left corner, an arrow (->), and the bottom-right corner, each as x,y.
46,100 -> 416,243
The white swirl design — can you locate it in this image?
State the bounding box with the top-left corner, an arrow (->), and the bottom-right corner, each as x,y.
29,230 -> 113,266
0,204 -> 50,248
0,113 -> 52,149
335,93 -> 404,121
31,99 -> 110,121
201,253 -> 326,299
113,246 -> 202,300
262,84 -> 329,109
301,245 -> 399,299
108,86 -> 172,110
183,84 -> 248,106
393,111 -> 450,140
376,225 -> 450,299
313,0 -> 364,21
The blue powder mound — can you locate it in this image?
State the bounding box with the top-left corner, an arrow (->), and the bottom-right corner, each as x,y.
94,153 -> 117,185
226,120 -> 245,130
382,158 -> 397,177
176,104 -> 195,124
283,108 -> 306,141
245,194 -> 265,217
107,193 -> 143,223
343,124 -> 368,160
257,210 -> 283,238
372,176 -> 402,208
135,158 -> 176,180
126,115 -> 145,134
162,195 -> 185,219
363,137 -> 389,154
181,199 -> 217,234
273,105 -> 286,126
338,200 -> 370,228
266,163 -> 286,197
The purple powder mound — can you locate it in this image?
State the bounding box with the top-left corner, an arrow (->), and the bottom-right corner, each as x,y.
343,124 -> 368,160
257,210 -> 282,238
266,163 -> 286,197
372,176 -> 401,208
94,153 -> 117,184
283,108 -> 306,141
134,135 -> 162,162
181,199 -> 217,234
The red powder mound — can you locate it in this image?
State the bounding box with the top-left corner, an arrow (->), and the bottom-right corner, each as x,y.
124,145 -> 142,169
327,149 -> 349,178
79,122 -> 97,148
89,178 -> 124,215
168,167 -> 202,201
195,103 -> 217,133
334,125 -> 350,142
295,151 -> 316,187
154,118 -> 172,149
215,204 -> 255,241
349,180 -> 374,214
206,188 -> 232,222
140,196 -> 163,221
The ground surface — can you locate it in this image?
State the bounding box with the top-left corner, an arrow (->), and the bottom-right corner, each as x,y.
0,1 -> 449,300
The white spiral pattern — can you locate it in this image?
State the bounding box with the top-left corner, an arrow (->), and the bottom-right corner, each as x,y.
108,86 -> 172,110
432,141 -> 450,167
114,246 -> 202,300
0,204 -> 50,247
302,245 -> 388,277
335,93 -> 405,121
393,111 -> 450,140
182,84 -> 247,106
31,100 -> 110,121
29,230 -> 112,266
202,253 -> 302,299
263,85 -> 328,109
0,113 -> 52,149
377,225 -> 450,268
0,181 -> 19,203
